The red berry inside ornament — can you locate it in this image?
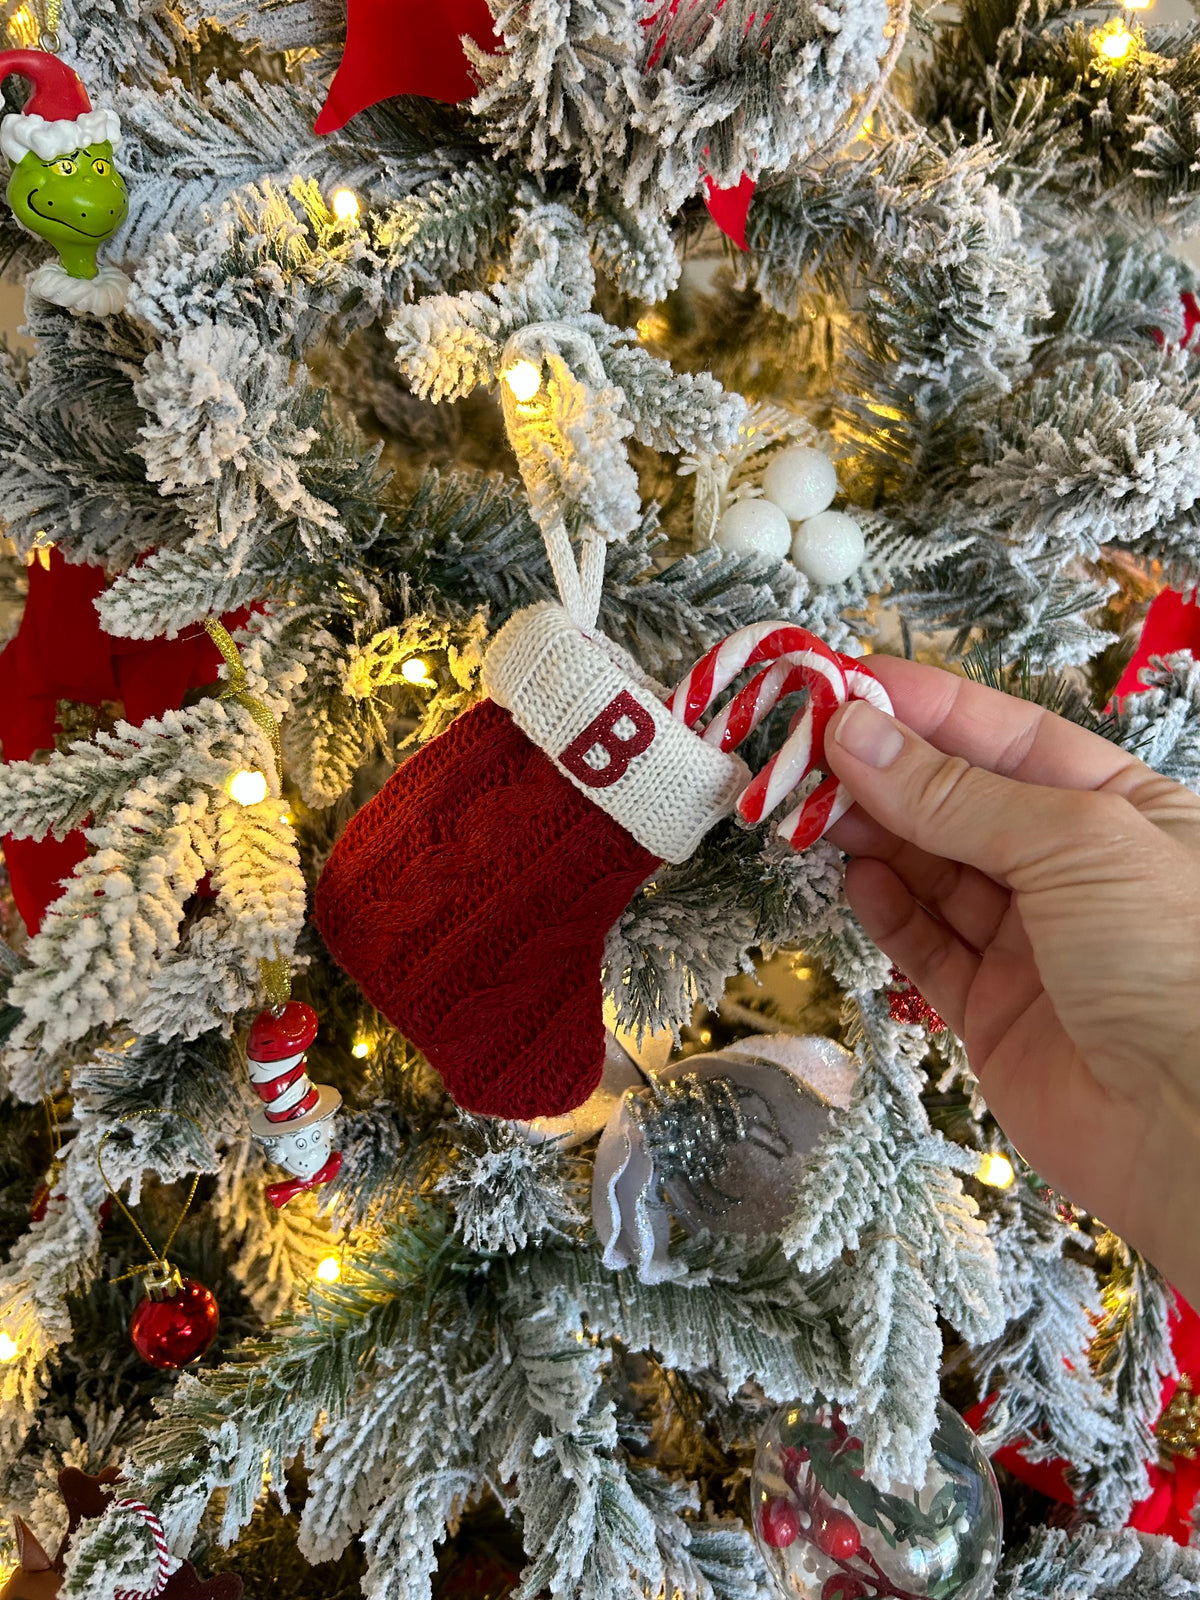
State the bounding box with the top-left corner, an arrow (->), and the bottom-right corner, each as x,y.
759,1496 -> 801,1548
130,1271 -> 219,1369
822,1578 -> 868,1600
814,1508 -> 862,1561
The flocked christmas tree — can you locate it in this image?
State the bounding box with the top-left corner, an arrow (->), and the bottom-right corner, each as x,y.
1,0 -> 1200,1597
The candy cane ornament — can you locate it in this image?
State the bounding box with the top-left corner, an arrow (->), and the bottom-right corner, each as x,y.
667,625 -> 894,850
112,1499 -> 173,1600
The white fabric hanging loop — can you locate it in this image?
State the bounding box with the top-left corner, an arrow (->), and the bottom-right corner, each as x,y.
500,322 -> 611,633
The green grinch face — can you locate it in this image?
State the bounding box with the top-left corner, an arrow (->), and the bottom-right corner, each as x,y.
5,141 -> 128,279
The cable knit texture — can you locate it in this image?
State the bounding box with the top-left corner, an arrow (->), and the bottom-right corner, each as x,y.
482,602 -> 747,863
314,698 -> 660,1119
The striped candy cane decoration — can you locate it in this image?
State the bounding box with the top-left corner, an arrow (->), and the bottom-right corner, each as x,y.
112,1499 -> 173,1600
667,626 -> 894,851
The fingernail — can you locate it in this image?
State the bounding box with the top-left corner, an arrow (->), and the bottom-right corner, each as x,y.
833,701 -> 905,769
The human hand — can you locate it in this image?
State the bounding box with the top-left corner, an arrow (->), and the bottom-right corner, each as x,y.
823,656 -> 1200,1307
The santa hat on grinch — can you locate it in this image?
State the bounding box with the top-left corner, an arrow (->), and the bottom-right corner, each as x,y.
0,49 -> 120,167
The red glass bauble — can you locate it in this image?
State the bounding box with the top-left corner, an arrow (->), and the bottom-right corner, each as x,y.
759,1496 -> 800,1549
814,1508 -> 861,1560
130,1278 -> 219,1369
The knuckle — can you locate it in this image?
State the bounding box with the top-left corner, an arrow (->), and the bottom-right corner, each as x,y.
911,753 -> 975,825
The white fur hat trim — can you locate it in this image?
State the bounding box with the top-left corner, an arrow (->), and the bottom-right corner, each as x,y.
1,107 -> 121,165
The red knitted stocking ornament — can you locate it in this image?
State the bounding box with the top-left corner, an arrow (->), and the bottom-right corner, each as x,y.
315,604 -> 894,1121
315,697 -> 659,1119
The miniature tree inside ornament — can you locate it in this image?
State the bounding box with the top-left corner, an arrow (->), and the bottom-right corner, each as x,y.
753,1399 -> 1002,1600
0,50 -> 129,314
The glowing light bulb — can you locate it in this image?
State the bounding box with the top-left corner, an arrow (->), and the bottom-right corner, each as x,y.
315,1255 -> 342,1284
7,4 -> 38,45
330,188 -> 361,225
400,656 -> 431,685
978,1153 -> 1016,1189
1100,24 -> 1133,57
504,360 -> 542,402
351,1037 -> 371,1059
636,313 -> 668,343
1122,0 -> 1150,11
228,769 -> 268,806
0,1332 -> 18,1362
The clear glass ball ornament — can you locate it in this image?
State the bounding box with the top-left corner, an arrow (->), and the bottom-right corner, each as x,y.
752,1399 -> 1002,1600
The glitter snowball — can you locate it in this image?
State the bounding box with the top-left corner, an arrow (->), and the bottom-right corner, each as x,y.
790,511 -> 866,586
761,446 -> 839,522
715,497 -> 793,560
752,1399 -> 1002,1600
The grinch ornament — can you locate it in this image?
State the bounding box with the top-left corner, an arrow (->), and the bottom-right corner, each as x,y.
0,50 -> 129,314
592,1034 -> 859,1282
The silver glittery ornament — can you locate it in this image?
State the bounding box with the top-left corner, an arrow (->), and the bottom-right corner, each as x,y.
592,1034 -> 858,1280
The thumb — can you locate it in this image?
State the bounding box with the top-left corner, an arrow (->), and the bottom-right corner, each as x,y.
823,699 -> 1123,885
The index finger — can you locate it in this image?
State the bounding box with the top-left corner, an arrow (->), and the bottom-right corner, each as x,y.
863,656 -> 1157,802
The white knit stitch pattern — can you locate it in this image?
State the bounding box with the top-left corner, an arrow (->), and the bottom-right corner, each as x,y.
481,603 -> 748,863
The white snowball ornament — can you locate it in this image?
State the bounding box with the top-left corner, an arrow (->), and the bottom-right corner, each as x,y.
790,511 -> 866,586
761,447 -> 839,521
715,497 -> 792,560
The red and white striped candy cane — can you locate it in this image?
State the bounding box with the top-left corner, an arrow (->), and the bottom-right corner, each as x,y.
667,625 -> 894,850
772,657 -> 894,848
666,623 -> 844,730
112,1499 -> 172,1600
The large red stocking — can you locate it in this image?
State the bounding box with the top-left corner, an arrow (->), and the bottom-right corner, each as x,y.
315,698 -> 660,1119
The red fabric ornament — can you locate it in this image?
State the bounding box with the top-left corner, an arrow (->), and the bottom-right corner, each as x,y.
703,172 -> 756,250
315,697 -> 660,1120
965,1292 -> 1200,1542
1113,587 -> 1200,704
0,548 -> 247,934
314,0 -> 499,132
0,1469 -> 243,1600
129,1275 -> 219,1369
887,967 -> 946,1032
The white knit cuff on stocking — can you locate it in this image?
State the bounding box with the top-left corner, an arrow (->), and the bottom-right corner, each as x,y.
481,603 -> 748,863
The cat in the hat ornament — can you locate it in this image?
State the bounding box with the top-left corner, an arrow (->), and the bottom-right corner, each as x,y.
245,1000 -> 343,1208
0,49 -> 129,314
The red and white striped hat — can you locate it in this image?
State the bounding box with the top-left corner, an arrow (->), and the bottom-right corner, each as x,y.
0,50 -> 121,166
245,1001 -> 340,1138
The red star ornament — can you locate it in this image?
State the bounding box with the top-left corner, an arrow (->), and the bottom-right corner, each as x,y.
314,0 -> 499,132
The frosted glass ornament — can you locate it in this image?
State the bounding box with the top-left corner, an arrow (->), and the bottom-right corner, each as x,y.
762,447 -> 839,521
790,511 -> 866,586
753,1398 -> 1002,1600
715,498 -> 792,560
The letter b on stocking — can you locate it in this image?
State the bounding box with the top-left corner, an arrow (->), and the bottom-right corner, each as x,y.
560,691 -> 655,788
